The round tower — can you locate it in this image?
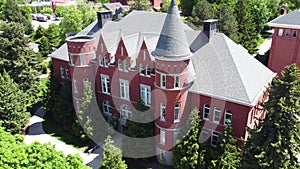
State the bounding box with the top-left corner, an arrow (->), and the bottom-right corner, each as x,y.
66,35 -> 96,101
152,0 -> 194,165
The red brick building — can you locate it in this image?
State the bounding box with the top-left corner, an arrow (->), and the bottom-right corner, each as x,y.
50,1 -> 274,165
268,10 -> 300,74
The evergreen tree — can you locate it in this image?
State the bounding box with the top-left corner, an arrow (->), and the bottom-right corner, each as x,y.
250,0 -> 270,34
46,23 -> 61,48
242,64 -> 300,169
100,135 -> 128,169
266,0 -> 281,20
188,0 -> 215,29
180,0 -> 198,16
38,36 -> 51,58
129,0 -> 152,11
211,125 -> 241,168
1,0 -> 33,34
172,108 -> 204,169
33,25 -> 46,42
122,99 -> 155,158
0,71 -> 30,134
235,0 -> 258,54
217,4 -> 239,43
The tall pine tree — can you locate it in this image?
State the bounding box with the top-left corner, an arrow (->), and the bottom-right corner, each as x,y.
188,0 -> 215,29
242,64 -> 300,169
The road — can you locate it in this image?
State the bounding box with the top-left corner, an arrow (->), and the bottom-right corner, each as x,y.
32,19 -> 60,30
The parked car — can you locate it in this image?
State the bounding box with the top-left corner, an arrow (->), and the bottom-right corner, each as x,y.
37,14 -> 48,22
31,14 -> 37,20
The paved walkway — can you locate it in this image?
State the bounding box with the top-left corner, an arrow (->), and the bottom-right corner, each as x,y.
24,107 -> 107,169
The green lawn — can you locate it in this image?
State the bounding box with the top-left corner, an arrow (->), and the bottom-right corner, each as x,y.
42,112 -> 87,149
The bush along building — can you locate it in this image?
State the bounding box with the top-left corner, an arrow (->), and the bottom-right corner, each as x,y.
268,10 -> 300,74
50,0 -> 275,165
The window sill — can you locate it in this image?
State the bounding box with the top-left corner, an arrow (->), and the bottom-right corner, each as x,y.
174,120 -> 180,123
160,119 -> 166,122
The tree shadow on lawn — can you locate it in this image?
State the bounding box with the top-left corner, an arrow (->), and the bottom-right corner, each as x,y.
42,112 -> 87,149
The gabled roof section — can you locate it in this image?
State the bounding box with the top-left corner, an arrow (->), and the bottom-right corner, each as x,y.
268,10 -> 300,29
152,0 -> 192,59
189,33 -> 275,106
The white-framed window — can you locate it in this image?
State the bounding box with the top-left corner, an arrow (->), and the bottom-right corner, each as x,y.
120,79 -> 129,100
99,56 -> 103,66
124,60 -> 129,72
103,100 -> 112,115
121,104 -> 131,120
143,50 -> 146,60
140,85 -> 151,106
213,107 -> 221,123
161,74 -> 166,88
65,68 -> 70,79
160,103 -> 166,121
278,29 -> 283,36
101,74 -> 110,94
83,78 -> 89,90
285,29 -> 290,37
73,79 -> 78,93
173,130 -> 178,146
60,66 -> 65,78
104,57 -> 109,68
211,132 -> 219,147
203,104 -> 210,120
121,47 -> 124,56
224,110 -> 232,125
118,59 -> 123,71
292,30 -> 298,38
160,129 -> 166,145
70,55 -> 75,65
146,65 -> 151,77
174,75 -> 180,88
139,64 -> 144,76
174,104 -> 180,122
80,55 -> 86,65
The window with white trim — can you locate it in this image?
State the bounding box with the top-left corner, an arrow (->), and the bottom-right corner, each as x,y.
160,129 -> 166,145
224,110 -> 232,125
174,75 -> 180,88
285,29 -> 290,37
80,55 -> 86,65
65,68 -> 70,79
146,65 -> 150,77
104,57 -> 109,67
73,79 -> 78,93
118,59 -> 123,71
173,130 -> 178,146
278,29 -> 283,36
139,64 -> 144,76
140,85 -> 151,106
70,55 -> 75,65
174,104 -> 180,122
161,74 -> 166,88
213,107 -> 221,123
121,104 -> 131,120
103,100 -> 112,115
211,132 -> 219,146
160,103 -> 166,121
101,75 -> 110,94
99,56 -> 103,66
60,66 -> 65,78
292,30 -> 298,38
124,60 -> 128,72
203,104 -> 210,120
120,79 -> 129,100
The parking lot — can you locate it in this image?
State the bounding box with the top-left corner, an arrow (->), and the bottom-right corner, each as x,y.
31,17 -> 60,30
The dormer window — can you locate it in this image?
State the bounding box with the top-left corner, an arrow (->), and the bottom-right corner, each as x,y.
99,56 -> 103,66
124,60 -> 129,72
139,64 -> 144,76
118,59 -> 123,71
104,57 -> 109,68
146,65 -> 151,77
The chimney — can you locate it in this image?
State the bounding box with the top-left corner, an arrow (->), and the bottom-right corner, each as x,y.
97,11 -> 112,28
203,19 -> 218,40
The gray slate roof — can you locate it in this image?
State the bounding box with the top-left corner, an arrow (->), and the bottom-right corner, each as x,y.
152,0 -> 192,59
268,10 -> 300,29
50,8 -> 275,107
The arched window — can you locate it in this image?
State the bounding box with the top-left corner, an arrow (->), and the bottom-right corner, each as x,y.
104,57 -> 109,67
99,56 -> 103,66
118,59 -> 123,71
103,100 -> 112,115
146,65 -> 151,77
224,110 -> 232,125
203,104 -> 210,120
124,60 -> 128,72
121,104 -> 131,120
139,63 -> 144,76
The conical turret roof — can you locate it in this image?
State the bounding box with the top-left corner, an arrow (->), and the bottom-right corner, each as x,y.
152,0 -> 192,59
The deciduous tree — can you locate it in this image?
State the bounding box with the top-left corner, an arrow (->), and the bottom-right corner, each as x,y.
188,0 -> 214,29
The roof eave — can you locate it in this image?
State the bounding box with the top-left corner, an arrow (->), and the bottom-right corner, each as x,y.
268,22 -> 300,29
